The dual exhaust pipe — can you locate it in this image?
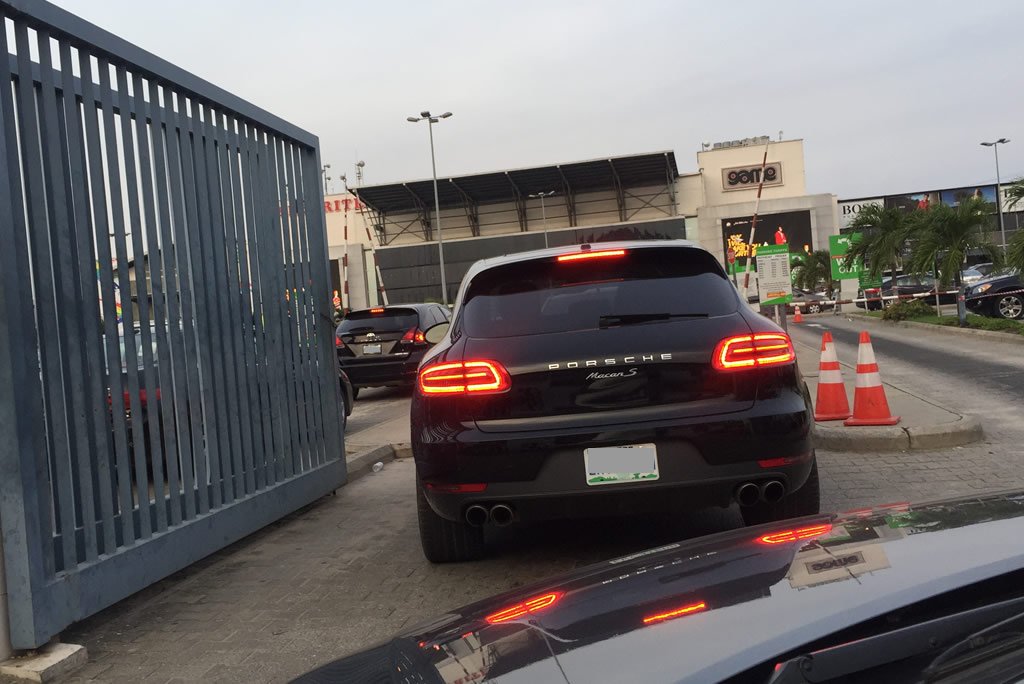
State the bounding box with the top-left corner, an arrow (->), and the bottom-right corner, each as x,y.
736,480 -> 785,507
465,503 -> 514,527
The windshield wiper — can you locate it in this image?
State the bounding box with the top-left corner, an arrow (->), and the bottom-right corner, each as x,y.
768,595 -> 1024,684
922,606 -> 1024,682
598,312 -> 708,329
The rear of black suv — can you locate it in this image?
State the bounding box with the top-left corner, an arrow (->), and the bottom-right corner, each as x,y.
412,242 -> 817,562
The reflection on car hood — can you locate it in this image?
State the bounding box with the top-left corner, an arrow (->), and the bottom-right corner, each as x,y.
295,491 -> 1024,684
972,270 -> 1021,287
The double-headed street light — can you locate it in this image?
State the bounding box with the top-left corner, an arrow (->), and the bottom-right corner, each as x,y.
407,110 -> 453,306
528,190 -> 556,247
981,138 -> 1010,250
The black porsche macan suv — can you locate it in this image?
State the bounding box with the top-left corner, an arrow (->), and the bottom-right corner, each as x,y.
412,241 -> 818,562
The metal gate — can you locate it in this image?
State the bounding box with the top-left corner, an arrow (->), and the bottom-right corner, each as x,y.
0,0 -> 345,649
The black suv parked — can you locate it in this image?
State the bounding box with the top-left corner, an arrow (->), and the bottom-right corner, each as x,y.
965,270 -> 1024,320
411,241 -> 818,562
336,304 -> 451,396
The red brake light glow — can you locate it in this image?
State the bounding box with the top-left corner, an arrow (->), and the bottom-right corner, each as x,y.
335,333 -> 345,349
424,482 -> 488,494
418,360 -> 511,395
756,523 -> 833,545
556,249 -> 626,263
712,333 -> 795,371
401,327 -> 427,345
485,592 -> 562,624
370,307 -> 385,314
642,601 -> 707,625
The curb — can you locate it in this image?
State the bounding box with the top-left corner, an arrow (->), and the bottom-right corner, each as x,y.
344,443 -> 413,483
0,642 -> 88,683
845,311 -> 1024,344
815,413 -> 984,452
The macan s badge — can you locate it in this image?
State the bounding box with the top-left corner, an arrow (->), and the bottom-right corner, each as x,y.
547,353 -> 673,370
586,368 -> 638,381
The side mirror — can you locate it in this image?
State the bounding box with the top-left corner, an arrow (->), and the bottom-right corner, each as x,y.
423,322 -> 450,345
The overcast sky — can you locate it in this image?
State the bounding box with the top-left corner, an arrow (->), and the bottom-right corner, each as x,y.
53,0 -> 1024,199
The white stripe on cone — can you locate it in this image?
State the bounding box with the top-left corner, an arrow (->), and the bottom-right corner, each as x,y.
820,369 -> 844,384
855,371 -> 882,388
857,340 -> 878,366
821,341 -> 839,365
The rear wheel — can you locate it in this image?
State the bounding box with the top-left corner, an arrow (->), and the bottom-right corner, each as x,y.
808,303 -> 822,314
995,293 -> 1024,320
741,459 -> 820,527
417,481 -> 486,563
351,386 -> 360,400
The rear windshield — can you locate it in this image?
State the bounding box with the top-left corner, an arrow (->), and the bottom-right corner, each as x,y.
338,308 -> 417,334
460,247 -> 737,338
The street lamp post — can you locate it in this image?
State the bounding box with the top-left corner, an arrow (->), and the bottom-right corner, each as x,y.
981,138 -> 1010,250
528,191 -> 556,247
321,163 -> 331,196
407,111 -> 453,305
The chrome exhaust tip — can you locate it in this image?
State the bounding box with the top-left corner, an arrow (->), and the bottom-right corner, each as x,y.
490,504 -> 515,527
736,482 -> 761,507
465,505 -> 489,527
761,480 -> 786,504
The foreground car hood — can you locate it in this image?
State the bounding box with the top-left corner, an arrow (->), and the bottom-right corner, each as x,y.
296,491 -> 1024,683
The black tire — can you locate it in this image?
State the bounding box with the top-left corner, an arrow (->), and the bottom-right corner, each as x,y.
351,386 -> 360,400
741,459 -> 821,527
416,481 -> 486,563
994,292 -> 1024,320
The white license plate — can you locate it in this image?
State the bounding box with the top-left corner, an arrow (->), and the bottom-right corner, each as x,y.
584,444 -> 659,486
362,343 -> 382,355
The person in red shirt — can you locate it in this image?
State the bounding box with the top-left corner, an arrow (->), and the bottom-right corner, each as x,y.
774,226 -> 787,245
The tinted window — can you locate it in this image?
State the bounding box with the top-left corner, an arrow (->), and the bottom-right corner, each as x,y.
338,308 -> 417,334
460,247 -> 736,339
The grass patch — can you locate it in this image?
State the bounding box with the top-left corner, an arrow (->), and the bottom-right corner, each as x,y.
859,309 -> 1024,335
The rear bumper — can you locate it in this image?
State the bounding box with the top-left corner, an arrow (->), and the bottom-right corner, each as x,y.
415,392 -> 813,523
338,353 -> 423,387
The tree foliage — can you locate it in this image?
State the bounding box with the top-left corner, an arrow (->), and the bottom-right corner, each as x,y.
905,197 -> 1001,288
843,205 -> 913,280
791,249 -> 833,293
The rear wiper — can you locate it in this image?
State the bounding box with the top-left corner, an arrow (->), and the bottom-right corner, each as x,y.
599,313 -> 708,329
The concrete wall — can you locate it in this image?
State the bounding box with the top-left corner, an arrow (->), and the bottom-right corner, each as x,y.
696,140 -> 807,209
1,526 -> 11,660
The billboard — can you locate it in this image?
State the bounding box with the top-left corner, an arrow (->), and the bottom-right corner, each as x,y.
721,210 -> 813,271
939,185 -> 997,207
885,191 -> 940,212
838,198 -> 883,229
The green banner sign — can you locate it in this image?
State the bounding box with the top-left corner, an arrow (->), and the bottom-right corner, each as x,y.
829,234 -> 863,281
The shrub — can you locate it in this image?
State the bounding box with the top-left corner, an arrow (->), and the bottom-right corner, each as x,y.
882,299 -> 934,321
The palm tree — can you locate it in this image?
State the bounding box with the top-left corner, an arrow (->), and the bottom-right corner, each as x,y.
906,196 -> 1001,289
791,249 -> 834,294
843,204 -> 915,295
1005,178 -> 1024,274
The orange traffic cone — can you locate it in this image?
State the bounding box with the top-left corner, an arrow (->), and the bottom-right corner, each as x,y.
814,331 -> 850,421
844,331 -> 900,426
793,306 -> 803,323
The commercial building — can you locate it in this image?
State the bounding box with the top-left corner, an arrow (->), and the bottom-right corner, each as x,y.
324,137 -> 1017,308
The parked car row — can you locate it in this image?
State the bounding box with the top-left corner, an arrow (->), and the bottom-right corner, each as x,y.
965,270 -> 1024,320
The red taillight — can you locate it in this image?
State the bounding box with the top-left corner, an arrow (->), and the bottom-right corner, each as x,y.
335,333 -> 345,349
485,592 -> 562,624
401,327 -> 427,345
424,482 -> 488,493
757,455 -> 806,469
642,601 -> 707,625
418,360 -> 511,395
756,523 -> 833,545
712,333 -> 795,371
556,249 -> 626,263
370,307 -> 385,314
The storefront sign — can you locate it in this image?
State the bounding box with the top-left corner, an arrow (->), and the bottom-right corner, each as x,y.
755,244 -> 793,305
721,162 -> 783,191
324,197 -> 363,213
838,198 -> 883,229
711,136 -> 771,150
722,210 -> 812,275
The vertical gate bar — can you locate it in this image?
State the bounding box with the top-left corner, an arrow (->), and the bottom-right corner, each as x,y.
33,28 -> 83,569
79,50 -> 135,547
62,42 -> 115,557
165,91 -> 208,516
188,101 -> 228,508
300,144 -> 344,464
12,21 -> 61,577
270,135 -> 300,479
98,58 -> 152,540
0,13 -> 56,647
252,129 -> 290,485
283,143 -> 313,472
239,124 -> 272,491
274,137 -> 306,476
134,74 -> 182,527
115,64 -> 167,533
288,143 -> 327,468
211,112 -> 250,496
224,116 -> 260,494
199,107 -> 242,502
